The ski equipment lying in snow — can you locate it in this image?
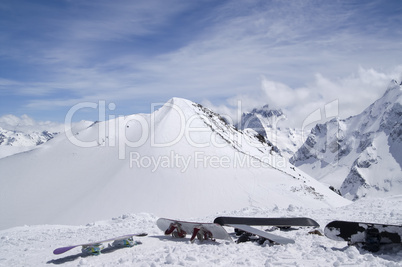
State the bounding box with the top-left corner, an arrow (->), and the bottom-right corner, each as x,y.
156,218 -> 232,242
214,216 -> 319,227
229,224 -> 295,245
324,220 -> 402,252
213,217 -> 317,245
53,233 -> 147,255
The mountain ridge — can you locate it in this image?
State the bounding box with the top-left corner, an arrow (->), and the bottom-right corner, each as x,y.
0,97 -> 349,230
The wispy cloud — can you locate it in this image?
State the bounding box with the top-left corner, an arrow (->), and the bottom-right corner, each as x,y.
207,66 -> 402,128
0,114 -> 64,132
1,0 -> 401,124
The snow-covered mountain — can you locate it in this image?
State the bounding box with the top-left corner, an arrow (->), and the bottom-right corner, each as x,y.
0,128 -> 57,147
0,97 -> 349,230
0,115 -> 66,159
0,128 -> 61,159
237,105 -> 304,159
291,80 -> 402,200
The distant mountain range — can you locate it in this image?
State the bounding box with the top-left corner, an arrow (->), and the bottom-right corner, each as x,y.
231,79 -> 402,201
290,80 -> 402,200
0,128 -> 59,159
0,116 -> 93,159
0,128 -> 58,146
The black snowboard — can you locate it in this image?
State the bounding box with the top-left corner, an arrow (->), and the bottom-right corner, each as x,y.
213,217 -> 319,227
324,220 -> 402,252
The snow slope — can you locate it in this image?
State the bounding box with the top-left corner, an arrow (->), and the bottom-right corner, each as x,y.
291,80 -> 402,200
0,195 -> 400,267
0,98 -> 349,230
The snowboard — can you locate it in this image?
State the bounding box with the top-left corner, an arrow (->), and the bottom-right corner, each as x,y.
324,220 -> 402,252
214,216 -> 319,227
229,224 -> 295,245
53,233 -> 147,255
156,218 -> 232,242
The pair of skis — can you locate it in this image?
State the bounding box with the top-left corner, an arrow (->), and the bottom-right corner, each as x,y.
157,216 -> 320,245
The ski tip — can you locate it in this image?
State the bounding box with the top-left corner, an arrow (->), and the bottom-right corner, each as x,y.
53,246 -> 75,255
213,217 -> 224,226
135,233 -> 148,237
305,218 -> 320,227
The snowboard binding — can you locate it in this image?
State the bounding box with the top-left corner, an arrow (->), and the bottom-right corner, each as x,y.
190,227 -> 214,242
165,223 -> 187,238
236,232 -> 253,243
235,231 -> 272,245
81,244 -> 104,255
363,226 -> 381,252
112,237 -> 142,248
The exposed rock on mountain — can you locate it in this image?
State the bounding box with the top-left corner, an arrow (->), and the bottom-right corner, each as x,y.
291,80 -> 402,200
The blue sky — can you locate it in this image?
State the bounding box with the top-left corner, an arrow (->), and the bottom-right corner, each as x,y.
1,0 -> 402,127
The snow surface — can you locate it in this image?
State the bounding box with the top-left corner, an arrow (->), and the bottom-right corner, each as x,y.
0,196 -> 401,267
0,98 -> 349,231
0,146 -> 38,159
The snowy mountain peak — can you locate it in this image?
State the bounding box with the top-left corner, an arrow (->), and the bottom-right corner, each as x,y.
237,105 -> 303,159
164,97 -> 193,110
237,105 -> 284,141
384,79 -> 401,96
250,104 -> 284,118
